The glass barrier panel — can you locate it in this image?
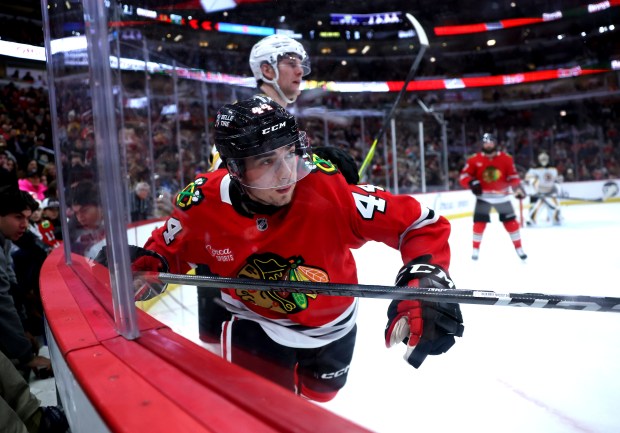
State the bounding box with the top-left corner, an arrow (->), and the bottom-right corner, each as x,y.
34,1 -> 620,431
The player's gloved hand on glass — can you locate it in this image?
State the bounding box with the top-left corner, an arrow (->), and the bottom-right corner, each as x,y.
385,255 -> 464,368
469,179 -> 482,196
94,245 -> 169,301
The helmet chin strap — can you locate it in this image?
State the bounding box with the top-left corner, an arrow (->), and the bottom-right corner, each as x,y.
262,68 -> 296,105
273,82 -> 296,105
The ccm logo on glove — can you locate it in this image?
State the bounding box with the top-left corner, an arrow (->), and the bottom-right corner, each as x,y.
396,263 -> 455,289
386,256 -> 464,369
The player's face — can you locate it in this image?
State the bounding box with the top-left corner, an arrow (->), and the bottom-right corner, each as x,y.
240,143 -> 309,187
482,140 -> 496,154
246,182 -> 296,207
0,210 -> 31,241
242,144 -> 299,206
277,55 -> 305,100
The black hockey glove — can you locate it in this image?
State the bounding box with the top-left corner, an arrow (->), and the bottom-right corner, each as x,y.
514,185 -> 526,199
313,146 -> 359,185
469,179 -> 482,196
94,245 -> 169,301
385,256 -> 464,369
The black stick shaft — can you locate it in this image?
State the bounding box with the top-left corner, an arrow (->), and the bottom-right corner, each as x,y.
157,273 -> 620,314
357,13 -> 429,178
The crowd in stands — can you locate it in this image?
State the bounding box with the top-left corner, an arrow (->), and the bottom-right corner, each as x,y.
2,72 -> 619,208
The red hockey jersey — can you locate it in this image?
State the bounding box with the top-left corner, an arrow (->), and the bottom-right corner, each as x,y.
143,166 -> 451,347
37,219 -> 60,249
459,151 -> 521,194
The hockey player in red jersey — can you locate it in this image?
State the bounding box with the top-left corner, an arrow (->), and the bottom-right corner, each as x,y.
199,34 -> 361,346
209,34 -> 311,171
459,133 -> 527,260
134,96 -> 464,402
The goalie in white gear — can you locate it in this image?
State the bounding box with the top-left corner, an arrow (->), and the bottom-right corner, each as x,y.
524,152 -> 563,225
209,34 -> 311,171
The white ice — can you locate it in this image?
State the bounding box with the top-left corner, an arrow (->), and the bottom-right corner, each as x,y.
322,201 -> 620,433
116,202 -> 620,433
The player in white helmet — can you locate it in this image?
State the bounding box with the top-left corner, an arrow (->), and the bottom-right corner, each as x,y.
524,152 -> 563,225
249,34 -> 311,106
202,37 -> 359,347
209,34 -> 311,171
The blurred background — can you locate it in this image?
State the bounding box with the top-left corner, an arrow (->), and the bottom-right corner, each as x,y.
1,0 -> 618,200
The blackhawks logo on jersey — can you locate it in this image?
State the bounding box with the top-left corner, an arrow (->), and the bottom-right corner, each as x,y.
176,177 -> 207,210
236,252 -> 327,314
482,166 -> 502,183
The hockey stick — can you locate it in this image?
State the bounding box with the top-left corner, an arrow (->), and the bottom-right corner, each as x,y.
357,13 -> 429,179
157,272 -> 620,314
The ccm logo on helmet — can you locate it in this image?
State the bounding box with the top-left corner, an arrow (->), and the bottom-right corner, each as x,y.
262,121 -> 286,135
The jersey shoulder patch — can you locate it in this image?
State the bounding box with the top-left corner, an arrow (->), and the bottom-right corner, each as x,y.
175,176 -> 207,210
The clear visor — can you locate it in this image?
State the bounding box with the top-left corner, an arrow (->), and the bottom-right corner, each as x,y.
278,54 -> 311,77
228,131 -> 314,190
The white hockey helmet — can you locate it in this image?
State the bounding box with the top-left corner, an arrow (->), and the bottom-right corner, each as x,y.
538,152 -> 549,166
249,35 -> 310,104
249,34 -> 310,81
482,132 -> 496,144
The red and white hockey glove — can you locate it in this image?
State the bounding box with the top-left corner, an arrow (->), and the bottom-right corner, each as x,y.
385,256 -> 464,368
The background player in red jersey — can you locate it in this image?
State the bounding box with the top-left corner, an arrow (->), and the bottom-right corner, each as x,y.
130,96 -> 463,402
459,133 -> 527,260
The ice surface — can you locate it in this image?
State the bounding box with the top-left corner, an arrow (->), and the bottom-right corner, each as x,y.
147,202 -> 620,433
322,202 -> 620,433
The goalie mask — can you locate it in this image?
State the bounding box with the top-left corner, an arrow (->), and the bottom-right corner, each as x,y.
538,152 -> 550,167
214,96 -> 313,190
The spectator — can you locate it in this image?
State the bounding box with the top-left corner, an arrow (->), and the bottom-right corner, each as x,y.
18,168 -> 47,201
41,198 -> 63,242
0,150 -> 6,166
0,350 -> 68,433
67,180 -> 104,258
0,187 -> 52,377
2,150 -> 18,179
41,162 -> 57,186
129,181 -> 153,222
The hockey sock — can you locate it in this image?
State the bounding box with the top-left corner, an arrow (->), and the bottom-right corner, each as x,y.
472,222 -> 486,249
503,219 -> 522,248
